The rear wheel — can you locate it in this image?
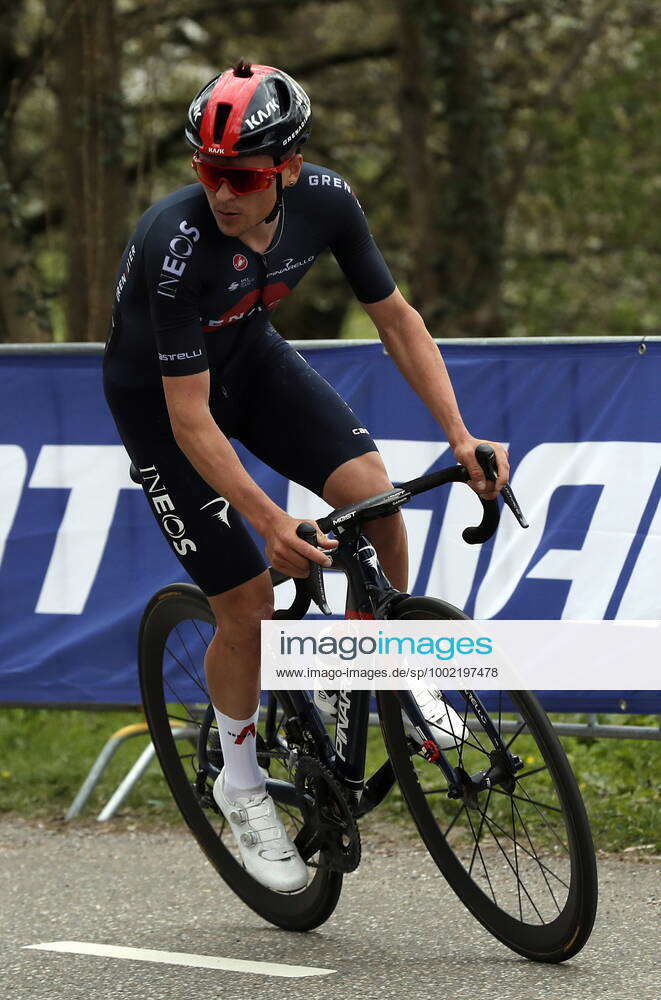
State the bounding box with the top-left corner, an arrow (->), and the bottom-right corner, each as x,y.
138,583 -> 343,931
378,596 -> 597,962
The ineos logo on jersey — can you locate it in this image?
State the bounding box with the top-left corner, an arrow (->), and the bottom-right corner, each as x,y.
244,97 -> 279,131
157,220 -> 201,299
200,496 -> 231,528
233,254 -> 248,271
139,465 -> 197,556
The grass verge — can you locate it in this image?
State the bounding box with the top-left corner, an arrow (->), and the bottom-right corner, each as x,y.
0,707 -> 658,852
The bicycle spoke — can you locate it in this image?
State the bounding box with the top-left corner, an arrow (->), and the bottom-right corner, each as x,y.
163,676 -> 205,727
192,618 -> 212,650
512,797 -> 563,916
174,625 -> 208,698
490,786 -> 564,815
480,812 -> 546,923
514,779 -> 571,853
464,803 -> 497,904
443,802 -> 466,838
506,718 -> 527,749
165,642 -> 209,700
468,786 -> 493,877
514,764 -> 549,781
511,796 -> 523,923
166,712 -> 202,728
476,809 -> 570,889
278,804 -> 304,831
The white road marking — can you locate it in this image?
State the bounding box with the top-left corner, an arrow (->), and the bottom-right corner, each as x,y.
24,941 -> 336,978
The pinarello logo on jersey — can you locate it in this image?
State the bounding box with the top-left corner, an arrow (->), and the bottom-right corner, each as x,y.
233,253 -> 248,271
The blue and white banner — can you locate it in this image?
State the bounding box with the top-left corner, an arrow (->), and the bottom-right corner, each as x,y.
0,341 -> 659,710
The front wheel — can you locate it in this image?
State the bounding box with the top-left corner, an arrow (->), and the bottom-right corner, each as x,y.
138,582 -> 343,932
378,596 -> 597,962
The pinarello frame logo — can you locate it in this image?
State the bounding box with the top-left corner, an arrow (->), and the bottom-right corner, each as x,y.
233,253 -> 248,271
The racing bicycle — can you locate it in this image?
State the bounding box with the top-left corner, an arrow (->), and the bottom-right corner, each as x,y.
135,445 -> 598,963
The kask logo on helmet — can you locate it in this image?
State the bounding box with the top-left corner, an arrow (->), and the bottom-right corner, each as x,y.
244,97 -> 280,131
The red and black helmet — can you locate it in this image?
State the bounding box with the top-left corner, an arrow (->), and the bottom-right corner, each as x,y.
185,61 -> 312,163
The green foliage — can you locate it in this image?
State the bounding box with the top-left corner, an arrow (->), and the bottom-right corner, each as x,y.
2,1 -> 659,341
0,707 -> 658,852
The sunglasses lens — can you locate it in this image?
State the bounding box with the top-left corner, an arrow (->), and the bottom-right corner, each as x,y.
228,170 -> 266,194
193,158 -> 273,195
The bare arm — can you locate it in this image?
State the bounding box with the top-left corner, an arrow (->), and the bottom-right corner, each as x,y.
162,371 -> 336,574
361,288 -> 509,497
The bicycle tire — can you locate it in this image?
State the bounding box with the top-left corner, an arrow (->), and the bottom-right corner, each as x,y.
138,582 -> 343,932
378,595 -> 597,962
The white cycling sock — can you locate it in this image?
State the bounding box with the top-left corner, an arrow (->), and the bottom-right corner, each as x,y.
214,704 -> 265,799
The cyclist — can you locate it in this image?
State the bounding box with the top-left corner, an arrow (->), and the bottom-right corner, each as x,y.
103,60 -> 510,893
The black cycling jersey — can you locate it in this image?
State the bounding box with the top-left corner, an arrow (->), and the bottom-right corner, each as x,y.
105,161 -> 395,386
103,159 -> 393,596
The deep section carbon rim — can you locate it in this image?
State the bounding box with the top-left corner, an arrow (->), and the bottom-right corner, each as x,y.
379,597 -> 597,961
138,584 -> 342,931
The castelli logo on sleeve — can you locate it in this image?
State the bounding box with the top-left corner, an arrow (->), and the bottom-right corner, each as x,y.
233,254 -> 248,271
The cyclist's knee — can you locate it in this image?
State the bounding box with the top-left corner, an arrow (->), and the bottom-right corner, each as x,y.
323,450 -> 393,507
209,574 -> 274,644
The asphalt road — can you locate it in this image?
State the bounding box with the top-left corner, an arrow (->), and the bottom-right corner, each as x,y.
0,818 -> 658,1000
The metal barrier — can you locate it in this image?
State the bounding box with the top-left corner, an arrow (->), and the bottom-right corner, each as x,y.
61,707 -> 660,822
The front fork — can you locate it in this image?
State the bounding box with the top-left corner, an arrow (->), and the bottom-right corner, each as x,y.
394,688 -> 522,803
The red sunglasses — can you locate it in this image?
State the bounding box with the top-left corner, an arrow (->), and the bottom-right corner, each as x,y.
191,153 -> 293,196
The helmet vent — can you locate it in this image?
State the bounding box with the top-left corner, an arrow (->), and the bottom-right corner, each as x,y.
273,78 -> 291,114
213,103 -> 232,144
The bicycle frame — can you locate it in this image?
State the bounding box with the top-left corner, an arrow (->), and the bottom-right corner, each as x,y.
265,475 -> 524,810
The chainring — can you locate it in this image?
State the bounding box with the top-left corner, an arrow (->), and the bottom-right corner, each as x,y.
294,756 -> 361,874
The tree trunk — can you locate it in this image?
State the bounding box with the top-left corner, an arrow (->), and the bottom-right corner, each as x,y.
394,0 -> 440,319
422,0 -> 506,337
0,195 -> 53,343
54,0 -> 126,342
0,3 -> 53,342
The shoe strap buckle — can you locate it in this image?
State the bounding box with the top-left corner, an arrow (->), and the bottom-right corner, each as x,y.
240,830 -> 260,848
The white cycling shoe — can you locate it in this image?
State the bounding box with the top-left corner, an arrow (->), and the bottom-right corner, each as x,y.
314,688 -> 468,750
409,688 -> 469,750
213,768 -> 308,893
